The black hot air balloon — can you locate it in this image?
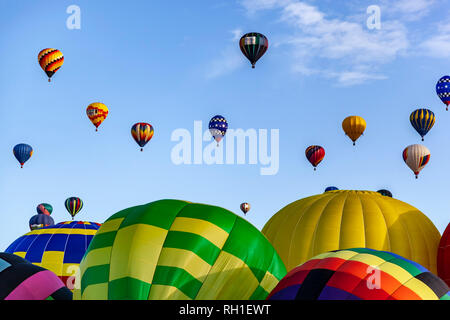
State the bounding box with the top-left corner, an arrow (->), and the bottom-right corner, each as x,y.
239,32 -> 269,69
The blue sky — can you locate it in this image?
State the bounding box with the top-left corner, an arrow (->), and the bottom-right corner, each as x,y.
1,0 -> 449,249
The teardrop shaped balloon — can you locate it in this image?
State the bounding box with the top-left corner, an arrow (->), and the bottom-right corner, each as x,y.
13,144 -> 33,168
239,33 -> 269,69
342,116 -> 366,146
306,146 -> 325,171
36,203 -> 53,216
64,197 -> 83,220
410,109 -> 435,141
209,115 -> 228,146
436,76 -> 450,111
131,123 -> 154,151
403,144 -> 430,179
240,203 -> 251,215
38,48 -> 64,82
86,103 -> 109,132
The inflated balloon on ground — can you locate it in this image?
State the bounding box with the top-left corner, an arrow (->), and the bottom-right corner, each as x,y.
267,248 -> 450,300
438,223 -> 450,286
262,190 -> 441,273
74,199 -> 286,300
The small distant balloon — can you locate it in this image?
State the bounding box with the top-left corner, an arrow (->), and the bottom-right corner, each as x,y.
209,115 -> 228,146
377,189 -> 393,197
436,76 -> 450,111
29,213 -> 54,231
36,203 -> 53,216
306,146 -> 325,171
131,123 -> 154,151
325,186 -> 339,192
342,116 -> 366,146
410,109 -> 435,141
239,32 -> 269,69
240,203 -> 251,215
403,144 -> 430,179
38,48 -> 64,82
13,144 -> 33,168
86,103 -> 109,132
64,197 -> 83,220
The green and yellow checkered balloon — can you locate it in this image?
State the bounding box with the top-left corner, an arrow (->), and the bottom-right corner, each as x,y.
74,200 -> 286,300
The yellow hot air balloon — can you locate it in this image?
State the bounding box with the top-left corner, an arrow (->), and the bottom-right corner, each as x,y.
342,116 -> 366,146
262,190 -> 441,273
86,103 -> 109,131
38,48 -> 64,82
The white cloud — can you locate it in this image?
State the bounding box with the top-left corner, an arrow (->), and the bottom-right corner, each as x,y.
205,45 -> 245,79
420,22 -> 450,58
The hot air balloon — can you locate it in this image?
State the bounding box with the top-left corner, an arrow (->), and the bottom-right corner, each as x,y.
305,146 -> 325,171
209,115 -> 228,146
5,221 -> 101,291
38,49 -> 64,82
0,253 -> 73,300
342,116 -> 366,146
438,223 -> 450,287
74,199 -> 286,300
131,123 -> 154,151
325,186 -> 339,192
13,144 -> 33,168
239,32 -> 269,69
377,189 -> 393,197
262,190 -> 441,273
267,248 -> 450,300
86,103 -> 109,132
36,203 -> 53,216
64,197 -> 83,220
403,144 -> 430,179
240,202 -> 251,215
436,76 -> 450,111
29,213 -> 54,231
410,109 -> 435,141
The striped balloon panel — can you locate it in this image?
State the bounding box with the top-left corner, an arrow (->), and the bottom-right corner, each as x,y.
131,123 -> 154,148
75,199 -> 286,300
5,221 -> 101,289
403,144 -> 430,176
305,146 -> 325,167
86,103 -> 109,128
38,48 -> 64,78
0,253 -> 72,300
239,33 -> 269,67
438,223 -> 450,287
436,76 -> 450,105
410,109 -> 435,138
65,197 -> 83,218
267,248 -> 450,300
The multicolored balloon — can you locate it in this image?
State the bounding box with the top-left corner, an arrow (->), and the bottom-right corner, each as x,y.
410,109 -> 435,141
64,197 -> 83,220
86,103 -> 109,132
240,202 -> 251,215
342,116 -> 366,146
438,223 -> 450,287
403,144 -> 430,179
209,115 -> 228,146
239,32 -> 269,69
38,48 -> 64,82
267,248 -> 450,300
29,213 -> 55,231
305,146 -> 325,171
13,144 -> 33,168
0,253 -> 72,300
131,123 -> 154,151
436,76 -> 450,111
36,203 -> 53,216
377,189 -> 393,197
325,186 -> 339,192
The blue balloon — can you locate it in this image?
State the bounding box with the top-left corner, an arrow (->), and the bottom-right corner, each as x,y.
13,144 -> 33,168
436,76 -> 450,111
209,115 -> 228,145
325,186 -> 339,192
29,214 -> 54,231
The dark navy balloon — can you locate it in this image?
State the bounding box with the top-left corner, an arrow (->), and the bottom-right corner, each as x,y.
29,214 -> 55,231
436,76 -> 450,111
13,144 -> 33,168
377,189 -> 393,198
209,115 -> 228,146
410,109 -> 435,141
325,187 -> 339,192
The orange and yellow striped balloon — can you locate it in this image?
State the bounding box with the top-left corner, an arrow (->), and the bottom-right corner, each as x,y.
86,103 -> 109,132
38,49 -> 64,82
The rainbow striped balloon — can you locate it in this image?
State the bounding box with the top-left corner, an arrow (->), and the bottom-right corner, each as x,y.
268,248 -> 450,300
74,199 -> 286,300
131,122 -> 154,151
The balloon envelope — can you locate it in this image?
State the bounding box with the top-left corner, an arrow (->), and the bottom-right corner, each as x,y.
436,76 -> 450,110
325,187 -> 339,192
438,223 -> 450,286
342,116 -> 366,145
64,197 -> 83,220
240,203 -> 251,214
131,123 -> 154,150
305,146 -> 325,170
377,189 -> 393,197
209,115 -> 228,144
38,48 -> 64,81
29,214 -> 54,231
36,203 -> 53,216
13,144 -> 33,168
403,144 -> 430,178
410,109 -> 435,141
239,32 -> 269,68
86,103 -> 109,131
